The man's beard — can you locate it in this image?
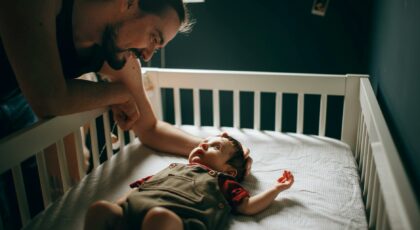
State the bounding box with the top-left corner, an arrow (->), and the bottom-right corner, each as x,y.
101,24 -> 127,70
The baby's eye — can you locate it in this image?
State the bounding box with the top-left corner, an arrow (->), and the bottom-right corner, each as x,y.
212,144 -> 221,150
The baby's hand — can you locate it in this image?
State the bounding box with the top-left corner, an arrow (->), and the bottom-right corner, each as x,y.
276,170 -> 294,191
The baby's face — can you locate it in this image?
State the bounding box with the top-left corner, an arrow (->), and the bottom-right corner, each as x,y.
188,136 -> 236,172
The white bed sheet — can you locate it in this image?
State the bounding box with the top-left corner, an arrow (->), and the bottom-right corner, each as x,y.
25,126 -> 367,230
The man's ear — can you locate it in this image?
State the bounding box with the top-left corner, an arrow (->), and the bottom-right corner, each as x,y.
120,0 -> 134,13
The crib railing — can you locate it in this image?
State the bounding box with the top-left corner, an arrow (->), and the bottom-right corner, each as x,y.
145,68 -> 365,151
355,78 -> 419,230
0,68 -> 418,229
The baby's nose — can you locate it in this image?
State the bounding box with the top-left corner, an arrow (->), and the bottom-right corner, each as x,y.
200,143 -> 208,151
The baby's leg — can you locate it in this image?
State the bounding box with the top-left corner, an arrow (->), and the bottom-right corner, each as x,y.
84,200 -> 125,230
142,207 -> 183,230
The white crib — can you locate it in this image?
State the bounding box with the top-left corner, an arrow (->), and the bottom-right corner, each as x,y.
0,68 -> 418,229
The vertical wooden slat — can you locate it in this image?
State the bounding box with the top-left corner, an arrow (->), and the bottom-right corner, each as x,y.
363,143 -> 372,197
359,124 -> 367,171
341,75 -> 362,151
56,139 -> 70,191
36,151 -> 52,208
89,120 -> 100,169
129,131 -> 136,143
254,91 -> 260,130
102,112 -> 113,160
118,127 -> 125,154
361,134 -> 370,184
318,94 -> 327,136
366,158 -> 376,210
12,165 -> 30,226
369,174 -> 380,228
275,92 -> 282,132
193,88 -> 201,127
73,127 -> 86,180
376,193 -> 384,230
297,93 -> 304,134
174,87 -> 181,126
234,90 -> 240,129
213,90 -> 220,128
355,113 -> 363,159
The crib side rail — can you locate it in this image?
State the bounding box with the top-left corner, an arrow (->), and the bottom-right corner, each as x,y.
356,78 -> 419,229
0,107 -> 129,228
144,68 -> 365,150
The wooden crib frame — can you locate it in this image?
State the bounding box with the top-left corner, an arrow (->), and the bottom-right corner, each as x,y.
0,68 -> 418,229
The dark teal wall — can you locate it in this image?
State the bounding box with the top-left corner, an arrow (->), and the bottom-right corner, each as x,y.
163,0 -> 367,74
369,0 -> 420,200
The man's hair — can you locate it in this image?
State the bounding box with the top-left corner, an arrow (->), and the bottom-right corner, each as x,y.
137,0 -> 194,33
225,136 -> 246,182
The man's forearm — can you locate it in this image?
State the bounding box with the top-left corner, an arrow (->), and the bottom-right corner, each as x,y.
134,120 -> 201,157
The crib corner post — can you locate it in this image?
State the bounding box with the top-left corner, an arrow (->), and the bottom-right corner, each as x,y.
341,75 -> 365,151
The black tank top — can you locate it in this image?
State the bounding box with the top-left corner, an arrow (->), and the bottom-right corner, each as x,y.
0,0 -> 104,99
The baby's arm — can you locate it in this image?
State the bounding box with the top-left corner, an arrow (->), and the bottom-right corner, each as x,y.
236,170 -> 294,215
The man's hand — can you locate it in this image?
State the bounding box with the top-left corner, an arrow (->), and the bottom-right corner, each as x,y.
111,97 -> 139,131
243,146 -> 253,176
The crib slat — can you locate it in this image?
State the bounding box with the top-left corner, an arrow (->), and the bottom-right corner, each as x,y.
213,90 -> 220,128
193,88 -> 201,127
73,127 -> 86,181
12,165 -> 30,226
366,158 -> 376,210
102,111 -> 113,160
254,91 -> 261,130
36,151 -> 52,208
275,92 -> 283,132
129,131 -> 136,143
56,139 -> 71,191
118,127 -> 125,154
174,87 -> 181,126
318,94 -> 327,136
297,93 -> 304,134
359,123 -> 367,172
355,113 -> 363,159
361,134 -> 370,184
234,90 -> 240,129
363,143 -> 372,197
89,120 -> 100,169
369,173 -> 380,228
376,193 -> 384,230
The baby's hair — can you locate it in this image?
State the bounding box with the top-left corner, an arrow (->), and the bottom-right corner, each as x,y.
223,135 -> 246,182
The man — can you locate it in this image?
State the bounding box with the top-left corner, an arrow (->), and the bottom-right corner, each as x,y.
0,0 -> 192,136
0,0 -> 251,228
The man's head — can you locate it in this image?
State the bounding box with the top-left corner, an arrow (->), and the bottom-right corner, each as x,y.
102,0 -> 193,69
188,133 -> 246,182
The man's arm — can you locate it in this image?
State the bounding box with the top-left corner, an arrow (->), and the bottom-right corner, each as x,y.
0,0 -> 131,118
100,58 -> 201,157
235,170 -> 294,215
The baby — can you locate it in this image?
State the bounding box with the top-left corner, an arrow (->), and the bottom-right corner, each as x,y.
84,133 -> 294,230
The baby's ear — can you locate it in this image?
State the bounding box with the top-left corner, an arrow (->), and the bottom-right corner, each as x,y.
226,168 -> 237,178
219,132 -> 229,138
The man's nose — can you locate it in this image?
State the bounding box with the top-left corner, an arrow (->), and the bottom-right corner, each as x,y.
141,48 -> 155,62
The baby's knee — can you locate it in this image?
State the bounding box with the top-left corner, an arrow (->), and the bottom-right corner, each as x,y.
142,207 -> 183,230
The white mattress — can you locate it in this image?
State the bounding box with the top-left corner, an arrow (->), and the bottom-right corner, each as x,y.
25,126 -> 367,230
